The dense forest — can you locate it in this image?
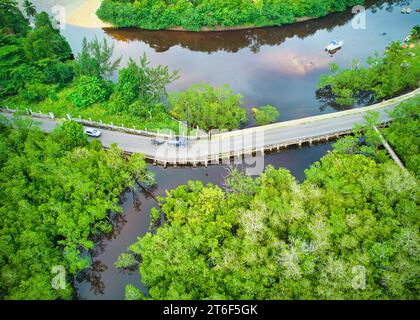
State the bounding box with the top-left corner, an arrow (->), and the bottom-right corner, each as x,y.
383,98 -> 420,178
97,0 -> 364,31
0,0 -> 419,301
0,116 -> 154,299
119,97 -> 419,300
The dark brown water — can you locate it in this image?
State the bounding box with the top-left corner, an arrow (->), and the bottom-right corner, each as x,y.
57,0 -> 418,124
75,143 -> 333,300
28,0 -> 418,299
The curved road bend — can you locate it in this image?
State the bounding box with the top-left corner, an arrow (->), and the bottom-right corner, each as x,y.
1,88 -> 418,165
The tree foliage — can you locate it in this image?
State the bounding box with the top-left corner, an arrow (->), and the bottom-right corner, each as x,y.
168,83 -> 248,131
0,3 -> 180,133
69,75 -> 113,109
252,105 -> 279,125
109,54 -> 179,114
23,1 -> 36,18
0,117 -> 152,299
0,4 -> 73,99
318,30 -> 420,107
23,12 -> 72,63
0,0 -> 30,36
75,37 -> 121,80
123,98 -> 419,300
97,0 -> 364,31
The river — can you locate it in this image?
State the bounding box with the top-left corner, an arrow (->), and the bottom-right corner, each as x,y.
26,0 -> 419,299
74,143 -> 333,300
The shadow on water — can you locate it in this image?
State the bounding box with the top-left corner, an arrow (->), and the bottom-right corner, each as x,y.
75,142 -> 333,300
102,0 -> 411,54
103,10 -> 357,54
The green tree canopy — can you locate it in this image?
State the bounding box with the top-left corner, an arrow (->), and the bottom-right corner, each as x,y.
252,105 -> 279,125
75,36 -> 121,80
109,54 -> 179,113
97,0 -> 364,31
23,0 -> 36,18
122,98 -> 419,300
0,0 -> 30,36
24,12 -> 72,62
383,97 -> 420,178
168,83 -> 248,131
0,6 -> 73,99
0,116 -> 153,299
124,152 -> 418,299
318,31 -> 420,107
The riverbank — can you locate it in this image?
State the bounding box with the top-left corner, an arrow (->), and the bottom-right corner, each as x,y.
165,16 -> 315,32
68,0 -> 357,31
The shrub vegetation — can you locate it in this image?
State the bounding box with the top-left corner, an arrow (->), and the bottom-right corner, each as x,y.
97,0 -> 364,31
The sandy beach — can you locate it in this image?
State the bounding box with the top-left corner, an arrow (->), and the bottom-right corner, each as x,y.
66,0 -> 112,29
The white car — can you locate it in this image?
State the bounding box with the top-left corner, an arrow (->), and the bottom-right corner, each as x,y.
84,127 -> 101,137
325,40 -> 344,52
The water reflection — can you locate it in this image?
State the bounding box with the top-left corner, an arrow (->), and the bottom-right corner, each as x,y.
25,0 -> 417,299
30,0 -> 418,121
75,191 -> 149,300
256,50 -> 331,76
79,260 -> 108,296
101,0 -> 411,55
103,10 -> 357,54
75,143 -> 333,299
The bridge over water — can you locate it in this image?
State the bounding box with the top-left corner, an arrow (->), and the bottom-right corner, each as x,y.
1,89 -> 418,167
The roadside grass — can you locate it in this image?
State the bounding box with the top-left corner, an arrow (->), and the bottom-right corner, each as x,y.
4,84 -> 181,133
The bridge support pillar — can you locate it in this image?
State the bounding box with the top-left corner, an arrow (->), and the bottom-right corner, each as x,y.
309,139 -> 313,146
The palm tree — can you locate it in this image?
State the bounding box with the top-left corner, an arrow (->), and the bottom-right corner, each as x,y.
23,0 -> 36,18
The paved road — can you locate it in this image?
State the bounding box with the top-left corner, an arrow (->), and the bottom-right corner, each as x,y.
1,88 -> 418,165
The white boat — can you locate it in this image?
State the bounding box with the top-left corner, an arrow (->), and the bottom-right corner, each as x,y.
406,8 -> 411,14
326,40 -> 344,52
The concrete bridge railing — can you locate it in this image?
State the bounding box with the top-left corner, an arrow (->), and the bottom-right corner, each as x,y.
211,88 -> 420,140
0,107 -> 209,140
